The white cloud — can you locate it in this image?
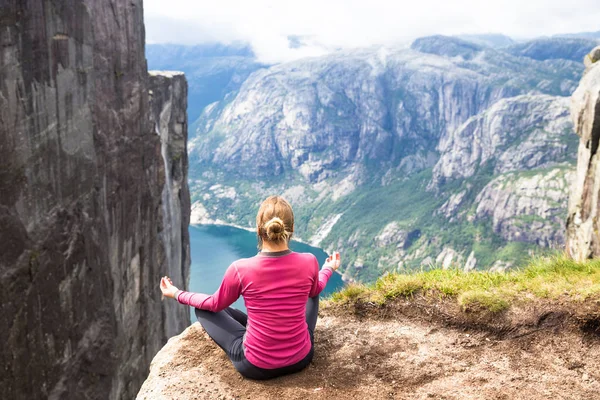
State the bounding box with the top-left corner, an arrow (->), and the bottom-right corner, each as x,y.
144,0 -> 600,63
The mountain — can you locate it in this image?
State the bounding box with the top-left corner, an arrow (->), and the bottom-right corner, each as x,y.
556,31 -> 600,40
506,37 -> 599,62
456,33 -> 515,48
187,35 -> 582,282
146,43 -> 264,124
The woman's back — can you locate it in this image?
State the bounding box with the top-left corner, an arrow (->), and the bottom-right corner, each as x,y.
237,251 -> 321,368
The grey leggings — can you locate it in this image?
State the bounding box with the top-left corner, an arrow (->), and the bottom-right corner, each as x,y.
195,296 -> 319,380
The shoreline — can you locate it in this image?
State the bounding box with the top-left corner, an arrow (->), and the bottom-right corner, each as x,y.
191,220 -> 255,234
189,221 -> 352,283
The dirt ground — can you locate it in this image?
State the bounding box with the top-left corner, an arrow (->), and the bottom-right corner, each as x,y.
137,298 -> 600,399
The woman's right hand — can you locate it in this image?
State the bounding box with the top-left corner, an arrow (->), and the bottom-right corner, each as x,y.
160,276 -> 179,299
324,251 -> 341,271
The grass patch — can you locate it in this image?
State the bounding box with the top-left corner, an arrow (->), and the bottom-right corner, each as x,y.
330,283 -> 370,302
458,291 -> 510,313
327,253 -> 600,313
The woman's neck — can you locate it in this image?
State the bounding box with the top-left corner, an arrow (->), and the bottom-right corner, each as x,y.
261,241 -> 290,252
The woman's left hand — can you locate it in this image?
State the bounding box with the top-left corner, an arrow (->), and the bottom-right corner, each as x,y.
160,276 -> 179,299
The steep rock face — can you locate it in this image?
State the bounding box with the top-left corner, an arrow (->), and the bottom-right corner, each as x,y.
475,168 -> 573,247
432,95 -> 574,186
566,51 -> 600,260
0,2 -> 189,399
191,38 -> 578,182
149,72 -> 191,340
430,94 -> 576,255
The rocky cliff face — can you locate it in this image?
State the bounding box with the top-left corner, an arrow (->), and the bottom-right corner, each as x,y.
566,47 -> 600,261
187,36 -> 585,280
474,167 -> 573,247
149,71 -> 191,340
0,2 -> 189,399
432,95 -> 573,185
191,38 -> 577,181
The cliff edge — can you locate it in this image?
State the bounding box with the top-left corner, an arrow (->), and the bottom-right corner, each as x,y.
137,301 -> 600,400
0,2 -> 189,399
567,46 -> 600,260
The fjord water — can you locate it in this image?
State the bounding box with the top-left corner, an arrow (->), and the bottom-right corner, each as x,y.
188,225 -> 346,320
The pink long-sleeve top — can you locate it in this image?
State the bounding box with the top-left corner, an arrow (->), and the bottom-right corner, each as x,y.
176,250 -> 333,369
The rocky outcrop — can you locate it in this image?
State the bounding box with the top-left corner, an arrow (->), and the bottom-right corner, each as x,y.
149,71 -> 191,339
566,50 -> 600,260
584,46 -> 600,70
427,93 -> 577,251
137,304 -> 600,400
475,168 -> 573,247
432,95 -> 573,186
0,2 -> 189,399
435,247 -> 464,269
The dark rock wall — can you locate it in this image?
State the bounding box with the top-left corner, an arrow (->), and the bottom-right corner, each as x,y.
0,1 -> 190,399
149,71 -> 191,340
566,47 -> 600,261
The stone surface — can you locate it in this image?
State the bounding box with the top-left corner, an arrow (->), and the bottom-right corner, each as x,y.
149,71 -> 192,339
584,46 -> 600,69
432,95 -> 573,186
464,251 -> 477,272
475,168 -> 573,247
436,247 -> 463,269
375,222 -> 406,247
0,2 -> 189,399
566,60 -> 600,260
138,306 -> 600,400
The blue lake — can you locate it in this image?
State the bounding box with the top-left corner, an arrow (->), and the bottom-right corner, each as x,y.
188,224 -> 346,320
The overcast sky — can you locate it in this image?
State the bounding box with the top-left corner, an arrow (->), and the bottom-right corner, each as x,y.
144,0 -> 600,63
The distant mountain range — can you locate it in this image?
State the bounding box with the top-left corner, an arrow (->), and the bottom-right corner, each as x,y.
147,33 -> 598,282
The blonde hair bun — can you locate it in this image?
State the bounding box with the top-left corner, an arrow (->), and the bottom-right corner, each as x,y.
264,217 -> 289,242
256,195 -> 294,248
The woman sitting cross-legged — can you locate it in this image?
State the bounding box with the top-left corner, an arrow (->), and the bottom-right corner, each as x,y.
159,195 -> 341,380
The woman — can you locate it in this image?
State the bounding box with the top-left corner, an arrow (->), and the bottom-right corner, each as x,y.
159,195 -> 341,380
